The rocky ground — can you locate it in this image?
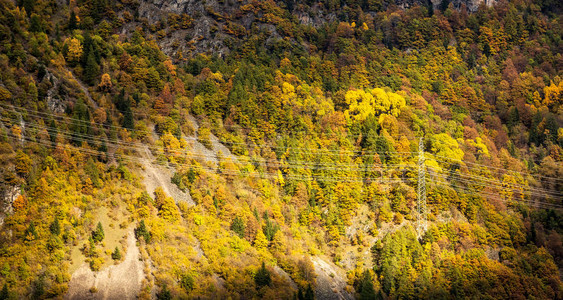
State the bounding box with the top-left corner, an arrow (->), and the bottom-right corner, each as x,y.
312,256 -> 354,300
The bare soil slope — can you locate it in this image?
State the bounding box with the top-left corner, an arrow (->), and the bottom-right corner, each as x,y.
65,231 -> 144,300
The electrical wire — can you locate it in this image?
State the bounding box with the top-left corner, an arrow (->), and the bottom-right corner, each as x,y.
432,155 -> 563,182
1,103 -> 420,156
426,166 -> 563,197
430,181 -> 562,210
3,105 -> 562,210
427,170 -> 562,201
1,117 -> 418,171
5,131 -> 414,184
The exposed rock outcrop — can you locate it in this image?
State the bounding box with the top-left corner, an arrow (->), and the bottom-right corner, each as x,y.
0,185 -> 20,227
121,0 -> 496,60
312,256 -> 354,300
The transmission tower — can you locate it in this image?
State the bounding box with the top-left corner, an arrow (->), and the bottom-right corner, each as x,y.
417,136 -> 427,234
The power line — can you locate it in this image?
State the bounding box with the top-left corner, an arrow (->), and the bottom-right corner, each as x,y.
429,178 -> 563,210
432,155 -> 563,182
0,116 -> 420,167
426,166 -> 563,197
5,118 -> 557,196
6,103 -> 559,181
4,126 -> 561,211
4,116 -> 560,199
1,105 -> 421,158
13,113 -> 559,188
430,181 -> 562,210
428,170 -> 562,202
3,105 -> 561,211
5,118 -> 421,175
1,102 -> 418,146
5,132 -> 414,184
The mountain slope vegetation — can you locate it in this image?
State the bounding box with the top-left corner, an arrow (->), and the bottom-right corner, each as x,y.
0,0 -> 562,298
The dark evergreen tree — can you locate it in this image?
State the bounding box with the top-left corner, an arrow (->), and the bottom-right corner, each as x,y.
439,0 -> 450,11
69,11 -> 77,30
358,270 -> 376,300
253,206 -> 260,220
254,262 -> 271,288
180,274 -> 195,293
304,284 -> 314,300
0,283 -> 8,300
171,172 -> 186,191
87,236 -> 96,257
365,133 -> 397,164
529,112 -> 544,146
83,48 -> 99,85
297,288 -> 304,300
545,115 -> 558,143
31,276 -> 44,299
25,221 -> 38,240
70,99 -> 91,146
157,284 -> 171,300
135,220 -> 151,243
507,106 -> 520,129
49,218 -> 60,235
92,222 -> 104,242
122,106 -> 134,130
21,0 -> 35,14
48,118 -> 57,144
111,246 -> 121,260
37,64 -> 46,81
263,212 -> 279,241
230,216 -> 246,238
29,14 -> 42,32
82,33 -> 100,65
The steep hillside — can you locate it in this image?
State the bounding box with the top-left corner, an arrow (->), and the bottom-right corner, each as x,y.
0,0 -> 562,299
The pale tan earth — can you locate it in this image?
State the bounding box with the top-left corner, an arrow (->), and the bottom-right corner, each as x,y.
66,231 -> 144,300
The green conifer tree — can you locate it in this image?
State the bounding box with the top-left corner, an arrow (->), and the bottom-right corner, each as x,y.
180,274 -> 195,293
122,106 -> 134,130
83,48 -> 99,85
231,216 -> 246,238
92,222 -> 104,242
358,270 -> 376,300
135,220 -> 151,243
304,284 -> 314,300
254,262 -> 271,288
157,284 -> 171,300
69,11 -> 77,30
0,283 -> 8,300
25,221 -> 38,241
111,246 -> 121,260
49,218 -> 60,235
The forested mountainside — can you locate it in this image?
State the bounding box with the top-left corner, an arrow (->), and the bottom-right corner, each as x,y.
0,0 -> 562,298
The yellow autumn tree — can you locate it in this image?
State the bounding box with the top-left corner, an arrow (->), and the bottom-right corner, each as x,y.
429,133 -> 464,161
158,196 -> 180,222
154,187 -> 179,222
543,80 -> 562,110
98,73 -> 112,91
370,88 -> 406,117
12,194 -> 27,212
254,229 -> 269,250
65,37 -> 83,63
345,88 -> 406,122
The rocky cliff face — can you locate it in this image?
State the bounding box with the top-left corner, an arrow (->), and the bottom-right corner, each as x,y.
122,0 -> 495,60
122,0 -> 249,58
0,185 -> 19,227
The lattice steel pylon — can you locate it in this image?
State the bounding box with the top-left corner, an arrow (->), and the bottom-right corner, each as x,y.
417,136 -> 427,234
